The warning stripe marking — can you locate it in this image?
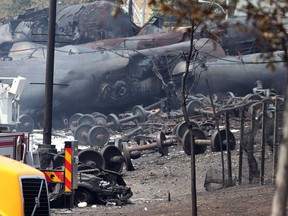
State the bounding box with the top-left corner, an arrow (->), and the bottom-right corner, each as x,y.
43,171 -> 64,183
65,147 -> 72,192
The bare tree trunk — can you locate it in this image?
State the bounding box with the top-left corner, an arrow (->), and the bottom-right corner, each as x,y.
180,17 -> 197,216
271,91 -> 288,216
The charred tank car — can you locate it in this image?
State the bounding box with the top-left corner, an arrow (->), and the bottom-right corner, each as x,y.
0,1 -> 139,57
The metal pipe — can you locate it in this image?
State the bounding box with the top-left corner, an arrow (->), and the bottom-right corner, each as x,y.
128,143 -> 157,151
272,98 -> 279,184
144,99 -> 165,110
225,112 -> 233,183
127,138 -> 175,152
260,102 -> 267,185
248,105 -> 257,183
238,108 -> 245,185
194,139 -> 211,145
206,79 -> 225,186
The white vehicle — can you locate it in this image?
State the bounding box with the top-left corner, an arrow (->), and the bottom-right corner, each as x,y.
0,76 -> 34,132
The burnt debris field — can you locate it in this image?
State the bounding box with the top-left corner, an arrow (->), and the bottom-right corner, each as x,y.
0,0 -> 287,215
38,86 -> 283,215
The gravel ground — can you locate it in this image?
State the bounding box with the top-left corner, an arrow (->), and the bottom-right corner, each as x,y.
49,137 -> 277,216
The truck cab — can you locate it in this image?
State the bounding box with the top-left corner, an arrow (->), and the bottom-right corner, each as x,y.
0,155 -> 50,216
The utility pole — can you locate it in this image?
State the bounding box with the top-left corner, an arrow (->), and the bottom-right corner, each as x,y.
38,0 -> 57,169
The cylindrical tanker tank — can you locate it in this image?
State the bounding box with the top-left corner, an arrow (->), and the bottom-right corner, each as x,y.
172,51 -> 287,96
0,39 -> 286,129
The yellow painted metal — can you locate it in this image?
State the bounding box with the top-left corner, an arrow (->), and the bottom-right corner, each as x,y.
0,156 -> 45,216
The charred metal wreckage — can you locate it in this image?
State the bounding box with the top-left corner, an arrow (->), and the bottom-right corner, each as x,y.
0,0 -> 287,209
0,36 -> 286,130
55,81 -> 284,197
88,88 -> 284,194
0,1 -> 286,130
26,76 -> 281,206
49,163 -> 133,207
0,1 -> 139,57
0,81 -> 283,206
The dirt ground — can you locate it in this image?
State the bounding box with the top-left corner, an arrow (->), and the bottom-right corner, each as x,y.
51,138 -> 277,216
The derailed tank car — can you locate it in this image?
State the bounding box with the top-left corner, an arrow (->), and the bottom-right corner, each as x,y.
0,1 -> 139,57
0,38 -> 286,128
